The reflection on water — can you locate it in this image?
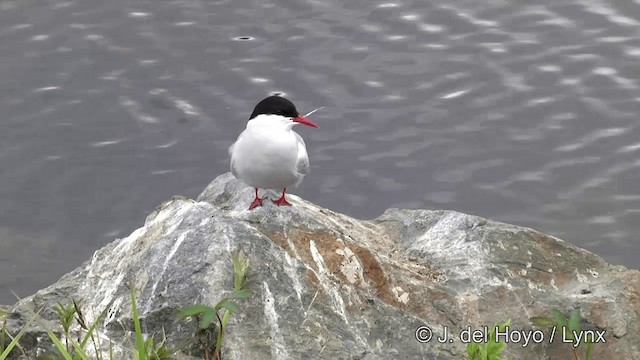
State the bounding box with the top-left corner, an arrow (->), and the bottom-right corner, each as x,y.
2,0 -> 640,303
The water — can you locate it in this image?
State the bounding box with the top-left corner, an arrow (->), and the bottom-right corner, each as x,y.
2,0 -> 640,304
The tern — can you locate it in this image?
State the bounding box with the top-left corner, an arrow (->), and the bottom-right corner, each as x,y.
229,96 -> 320,209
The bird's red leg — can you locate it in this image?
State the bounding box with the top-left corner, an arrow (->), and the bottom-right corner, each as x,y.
272,188 -> 292,206
249,188 -> 263,209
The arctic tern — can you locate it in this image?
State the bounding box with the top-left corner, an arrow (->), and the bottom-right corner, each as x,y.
229,96 -> 320,209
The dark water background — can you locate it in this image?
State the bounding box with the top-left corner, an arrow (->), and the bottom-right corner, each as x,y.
2,0 -> 640,304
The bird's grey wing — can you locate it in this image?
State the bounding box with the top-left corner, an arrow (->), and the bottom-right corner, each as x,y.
294,132 -> 309,175
230,156 -> 238,178
228,136 -> 241,178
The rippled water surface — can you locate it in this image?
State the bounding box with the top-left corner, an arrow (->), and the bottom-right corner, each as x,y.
2,0 -> 640,303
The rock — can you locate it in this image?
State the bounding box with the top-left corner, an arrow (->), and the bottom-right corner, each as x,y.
3,173 -> 639,359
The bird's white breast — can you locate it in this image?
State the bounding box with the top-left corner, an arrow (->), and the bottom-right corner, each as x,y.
230,115 -> 305,189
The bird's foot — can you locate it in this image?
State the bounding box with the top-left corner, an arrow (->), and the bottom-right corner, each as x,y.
272,196 -> 292,207
249,197 -> 263,210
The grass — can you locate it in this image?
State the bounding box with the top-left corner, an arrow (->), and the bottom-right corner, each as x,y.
0,252 -> 251,360
466,308 -> 599,360
531,309 -> 594,360
0,308 -> 30,359
130,286 -> 146,360
0,287 -> 177,360
177,252 -> 251,360
26,286 -> 174,360
466,319 -> 511,360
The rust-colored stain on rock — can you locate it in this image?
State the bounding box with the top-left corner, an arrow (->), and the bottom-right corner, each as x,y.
349,244 -> 395,303
257,225 -> 453,323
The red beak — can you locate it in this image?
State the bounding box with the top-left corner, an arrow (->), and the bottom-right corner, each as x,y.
293,115 -> 320,128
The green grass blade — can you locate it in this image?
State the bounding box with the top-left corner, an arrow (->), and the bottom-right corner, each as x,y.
69,338 -> 90,360
568,310 -> 580,333
0,324 -> 28,359
552,310 -> 567,328
199,309 -> 216,330
143,335 -> 153,354
45,329 -> 74,360
231,254 -> 248,290
214,299 -> 238,313
78,306 -> 108,350
214,310 -> 228,358
1,318 -> 6,352
530,316 -> 555,328
585,339 -> 593,360
479,343 -> 488,359
129,286 -> 146,360
176,305 -> 213,319
466,343 -> 478,360
2,307 -> 46,360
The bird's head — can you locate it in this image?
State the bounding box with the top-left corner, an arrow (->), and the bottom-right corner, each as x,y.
249,95 -> 320,128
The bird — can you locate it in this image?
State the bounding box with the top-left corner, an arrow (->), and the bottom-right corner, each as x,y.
229,96 -> 320,210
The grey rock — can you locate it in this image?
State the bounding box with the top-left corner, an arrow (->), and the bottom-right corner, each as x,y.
3,173 -> 639,359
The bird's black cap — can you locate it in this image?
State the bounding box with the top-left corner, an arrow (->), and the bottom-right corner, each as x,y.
249,96 -> 299,120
